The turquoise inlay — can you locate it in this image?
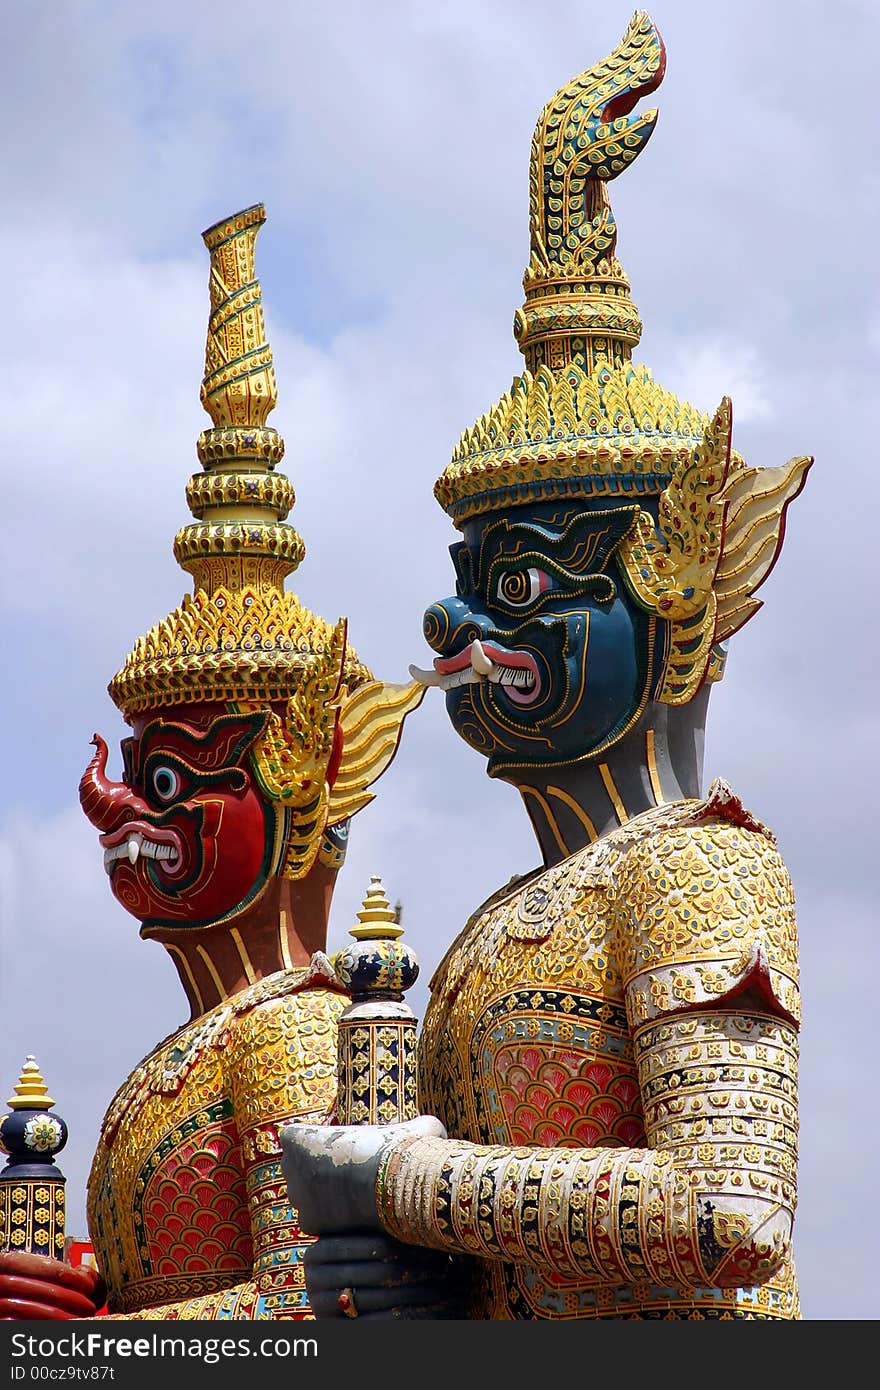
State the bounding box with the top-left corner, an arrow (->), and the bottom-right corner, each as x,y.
451,471 -> 676,522
259,1288 -> 310,1316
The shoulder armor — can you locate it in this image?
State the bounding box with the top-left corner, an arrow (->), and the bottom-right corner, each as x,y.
614,784 -> 799,1029
226,976 -> 345,1134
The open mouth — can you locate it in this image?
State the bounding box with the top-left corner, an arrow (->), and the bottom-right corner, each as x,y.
410,640 -> 541,706
99,821 -> 183,877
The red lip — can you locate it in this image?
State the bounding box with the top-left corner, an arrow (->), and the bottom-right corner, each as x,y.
99,821 -> 182,850
434,642 -> 538,675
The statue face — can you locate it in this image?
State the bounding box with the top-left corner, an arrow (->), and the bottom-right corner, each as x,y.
421,501 -> 664,778
80,705 -> 286,932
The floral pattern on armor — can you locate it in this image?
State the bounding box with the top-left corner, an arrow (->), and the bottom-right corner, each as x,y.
615,812 -> 799,1027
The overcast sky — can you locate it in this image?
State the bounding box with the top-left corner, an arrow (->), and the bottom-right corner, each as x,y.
0,0 -> 876,1320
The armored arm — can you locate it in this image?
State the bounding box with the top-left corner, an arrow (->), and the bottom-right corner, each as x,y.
378,1010 -> 796,1289
375,818 -> 799,1292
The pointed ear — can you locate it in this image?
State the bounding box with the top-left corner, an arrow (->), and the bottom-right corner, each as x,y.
248,619 -> 346,808
616,397 -> 733,623
240,621 -> 348,881
615,397 -> 731,705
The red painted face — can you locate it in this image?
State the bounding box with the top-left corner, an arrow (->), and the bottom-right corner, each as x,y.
80,704 -> 285,932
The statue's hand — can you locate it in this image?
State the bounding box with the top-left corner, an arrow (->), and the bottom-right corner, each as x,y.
303,1233 -> 469,1320
0,1251 -> 106,1320
280,1113 -> 445,1236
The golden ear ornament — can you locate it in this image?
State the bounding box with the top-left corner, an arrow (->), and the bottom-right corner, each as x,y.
243,652 -> 426,879
328,680 -> 427,825
617,398 -> 812,703
243,620 -> 346,880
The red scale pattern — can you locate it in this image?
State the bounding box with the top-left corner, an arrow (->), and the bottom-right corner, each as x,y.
140,1120 -> 252,1275
494,1045 -> 644,1148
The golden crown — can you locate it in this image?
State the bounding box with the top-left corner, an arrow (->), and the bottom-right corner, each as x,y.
434,360 -> 710,524
109,205 -> 369,719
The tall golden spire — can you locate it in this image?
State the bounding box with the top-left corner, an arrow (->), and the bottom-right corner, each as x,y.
175,203 -> 304,597
109,205 -> 370,719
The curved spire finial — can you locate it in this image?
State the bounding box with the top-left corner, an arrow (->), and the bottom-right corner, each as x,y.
516,11 -> 666,376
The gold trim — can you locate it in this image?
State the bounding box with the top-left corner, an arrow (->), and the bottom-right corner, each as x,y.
6,1057 -> 55,1110
521,787 -> 570,858
598,763 -> 628,826
436,364 -> 706,523
645,730 -> 665,806
195,945 -> 226,1000
110,587 -> 370,719
229,927 -> 257,985
166,945 -> 206,1016
546,785 -> 598,843
278,909 -> 293,972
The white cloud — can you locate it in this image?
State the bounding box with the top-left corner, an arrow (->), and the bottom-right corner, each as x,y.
655,336 -> 772,423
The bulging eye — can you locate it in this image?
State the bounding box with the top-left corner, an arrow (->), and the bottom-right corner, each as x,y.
152,766 -> 181,802
496,567 -> 551,607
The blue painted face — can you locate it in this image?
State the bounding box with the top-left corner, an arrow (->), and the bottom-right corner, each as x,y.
422,500 -> 665,779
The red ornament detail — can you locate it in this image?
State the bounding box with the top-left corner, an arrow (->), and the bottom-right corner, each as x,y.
491,1035 -> 645,1149
141,1119 -> 252,1276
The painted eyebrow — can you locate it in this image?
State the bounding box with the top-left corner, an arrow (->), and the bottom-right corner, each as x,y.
133,712 -> 268,776
476,508 -> 640,586
140,749 -> 249,792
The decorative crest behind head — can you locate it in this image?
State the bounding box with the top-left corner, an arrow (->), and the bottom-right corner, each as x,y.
110,205 -> 369,719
